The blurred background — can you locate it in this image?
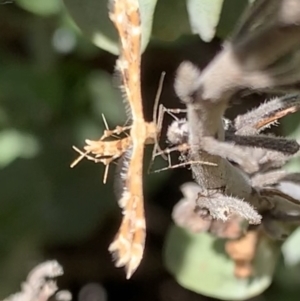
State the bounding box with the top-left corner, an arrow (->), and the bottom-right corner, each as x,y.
1,1 -> 300,301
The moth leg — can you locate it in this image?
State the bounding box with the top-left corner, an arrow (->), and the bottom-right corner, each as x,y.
152,160 -> 216,174
152,143 -> 216,173
148,103 -> 187,172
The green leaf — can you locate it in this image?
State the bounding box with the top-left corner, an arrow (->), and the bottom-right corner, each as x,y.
0,238 -> 42,299
0,130 -> 39,168
15,0 -> 62,16
164,225 -> 279,300
39,124 -> 118,244
216,0 -> 249,40
139,0 -> 159,51
63,0 -> 158,54
186,0 -> 250,42
273,227 -> 300,290
282,112 -> 300,172
153,0 -> 249,43
186,0 -> 224,42
86,70 -> 126,124
152,0 -> 191,41
282,227 -> 300,267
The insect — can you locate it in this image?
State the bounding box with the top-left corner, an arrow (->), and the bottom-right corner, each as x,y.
71,0 -> 163,279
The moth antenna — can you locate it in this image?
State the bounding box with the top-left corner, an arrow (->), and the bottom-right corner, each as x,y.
153,71 -> 166,125
148,72 -> 167,172
152,72 -> 166,147
101,113 -> 109,130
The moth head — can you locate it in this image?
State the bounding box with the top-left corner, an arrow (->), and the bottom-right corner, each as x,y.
222,117 -> 234,131
167,119 -> 188,145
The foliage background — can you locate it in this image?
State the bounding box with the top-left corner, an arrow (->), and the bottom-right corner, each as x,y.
1,0 -> 300,300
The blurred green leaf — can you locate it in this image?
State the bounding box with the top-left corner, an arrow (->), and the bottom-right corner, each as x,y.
73,117 -> 106,145
274,255 -> 300,290
62,0 -> 118,54
0,61 -> 65,126
0,238 -> 42,299
164,225 -> 279,300
87,71 -> 126,124
0,159 -> 50,243
63,0 -> 158,54
274,227 -> 300,290
282,112 -> 300,172
0,127 -> 115,247
153,0 -> 249,42
15,0 -> 62,16
0,130 -> 40,168
143,148 -> 170,195
36,125 -> 117,244
282,227 -> 300,267
152,0 -> 191,41
216,0 -> 249,39
139,0 -> 159,51
63,0 -> 250,53
187,0 -> 224,42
